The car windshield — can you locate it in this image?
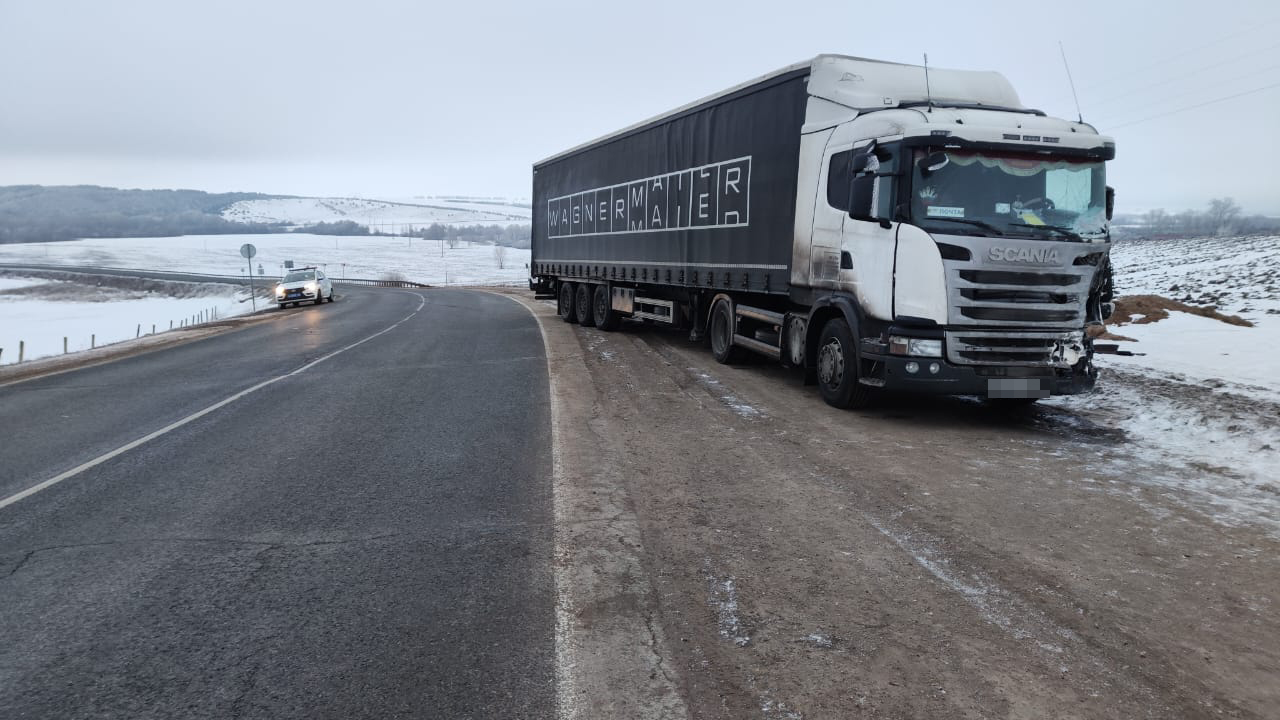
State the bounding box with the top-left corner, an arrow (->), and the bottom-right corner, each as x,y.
283,271 -> 315,283
909,149 -> 1108,241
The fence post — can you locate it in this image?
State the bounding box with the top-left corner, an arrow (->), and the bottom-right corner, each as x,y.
152,324 -> 156,335
136,324 -> 141,338
91,334 -> 95,349
170,320 -> 174,330
64,337 -> 68,354
18,341 -> 23,363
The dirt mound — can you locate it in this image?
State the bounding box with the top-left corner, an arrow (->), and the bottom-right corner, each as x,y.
1086,325 -> 1136,342
1107,294 -> 1254,328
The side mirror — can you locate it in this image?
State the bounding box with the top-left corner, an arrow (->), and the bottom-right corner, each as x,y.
1105,186 -> 1115,221
850,174 -> 876,221
916,151 -> 949,176
848,151 -> 889,227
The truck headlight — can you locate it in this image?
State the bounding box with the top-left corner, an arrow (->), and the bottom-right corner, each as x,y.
889,336 -> 943,357
275,285 -> 284,295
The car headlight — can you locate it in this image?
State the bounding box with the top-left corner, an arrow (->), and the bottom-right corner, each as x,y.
275,285 -> 284,295
305,282 -> 317,292
889,336 -> 943,357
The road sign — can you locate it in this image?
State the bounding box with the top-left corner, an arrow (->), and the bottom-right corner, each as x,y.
240,244 -> 258,312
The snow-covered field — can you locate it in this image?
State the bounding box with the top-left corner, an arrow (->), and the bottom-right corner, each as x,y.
0,271 -> 260,365
0,233 -> 531,286
0,233 -> 531,365
1046,234 -> 1280,534
221,196 -> 531,230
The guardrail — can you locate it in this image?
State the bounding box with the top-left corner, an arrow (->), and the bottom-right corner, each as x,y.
336,278 -> 432,288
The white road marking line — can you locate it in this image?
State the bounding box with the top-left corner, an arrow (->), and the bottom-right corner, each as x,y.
0,293 -> 426,513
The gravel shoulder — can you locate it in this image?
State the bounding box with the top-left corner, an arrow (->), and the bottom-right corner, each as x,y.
495,288 -> 1280,719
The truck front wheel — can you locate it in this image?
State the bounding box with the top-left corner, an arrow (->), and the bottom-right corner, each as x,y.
558,282 -> 578,323
817,318 -> 873,409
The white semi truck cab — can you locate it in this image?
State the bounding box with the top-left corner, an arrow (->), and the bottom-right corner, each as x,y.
531,54 -> 1116,409
790,56 -> 1115,405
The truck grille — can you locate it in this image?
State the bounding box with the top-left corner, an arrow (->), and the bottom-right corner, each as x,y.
948,265 -> 1091,328
946,330 -> 1084,367
935,236 -> 1108,368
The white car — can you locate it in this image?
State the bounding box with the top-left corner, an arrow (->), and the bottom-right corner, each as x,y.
275,268 -> 334,308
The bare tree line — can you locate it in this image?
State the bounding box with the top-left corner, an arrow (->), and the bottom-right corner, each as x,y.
1125,198 -> 1280,237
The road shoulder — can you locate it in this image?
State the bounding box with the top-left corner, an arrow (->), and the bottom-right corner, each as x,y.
491,289 -> 689,720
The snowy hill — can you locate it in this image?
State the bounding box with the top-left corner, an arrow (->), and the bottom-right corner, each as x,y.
221,196 -> 532,231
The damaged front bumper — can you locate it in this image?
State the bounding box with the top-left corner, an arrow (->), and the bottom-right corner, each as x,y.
861,326 -> 1098,398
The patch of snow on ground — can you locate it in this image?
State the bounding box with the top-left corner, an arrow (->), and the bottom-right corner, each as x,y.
704,567 -> 751,647
1104,310 -> 1280,398
690,369 -> 764,418
0,277 -> 44,292
1109,234 -> 1280,318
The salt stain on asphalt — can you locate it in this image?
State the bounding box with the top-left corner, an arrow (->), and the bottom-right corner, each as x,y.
704,566 -> 752,647
863,511 -> 1078,658
690,369 -> 765,418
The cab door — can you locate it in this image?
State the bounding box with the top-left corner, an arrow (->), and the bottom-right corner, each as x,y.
816,135 -> 897,321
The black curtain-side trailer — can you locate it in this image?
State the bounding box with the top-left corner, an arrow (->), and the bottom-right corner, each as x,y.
531,69 -> 809,297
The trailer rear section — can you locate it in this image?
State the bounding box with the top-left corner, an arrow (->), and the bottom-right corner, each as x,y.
531,68 -> 807,338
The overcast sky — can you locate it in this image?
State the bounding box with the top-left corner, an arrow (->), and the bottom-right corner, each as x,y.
2,0 -> 1278,214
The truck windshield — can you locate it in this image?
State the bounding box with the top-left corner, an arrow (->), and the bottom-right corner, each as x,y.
909,149 -> 1107,241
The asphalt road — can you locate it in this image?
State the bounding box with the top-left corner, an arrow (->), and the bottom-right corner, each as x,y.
0,287 -> 555,719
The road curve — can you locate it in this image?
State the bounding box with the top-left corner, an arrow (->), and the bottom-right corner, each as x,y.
0,287 -> 555,719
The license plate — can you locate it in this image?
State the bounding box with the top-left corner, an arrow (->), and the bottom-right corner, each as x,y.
987,378 -> 1049,399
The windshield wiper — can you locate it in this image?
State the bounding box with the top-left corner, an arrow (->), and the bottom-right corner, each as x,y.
922,217 -> 1005,236
1009,223 -> 1084,242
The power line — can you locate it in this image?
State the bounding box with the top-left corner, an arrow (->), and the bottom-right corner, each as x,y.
1105,81 -> 1280,130
1081,16 -> 1280,92
1091,62 -> 1280,125
1089,40 -> 1280,108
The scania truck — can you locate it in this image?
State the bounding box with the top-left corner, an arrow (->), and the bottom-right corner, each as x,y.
530,54 -> 1116,408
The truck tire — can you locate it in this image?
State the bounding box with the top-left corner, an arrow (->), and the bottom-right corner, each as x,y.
709,297 -> 743,364
558,283 -> 578,323
593,285 -> 621,331
575,284 -> 596,326
816,318 -> 873,409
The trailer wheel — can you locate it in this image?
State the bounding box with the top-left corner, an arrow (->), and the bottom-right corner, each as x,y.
558,282 -> 578,323
709,297 -> 742,364
593,285 -> 620,331
575,284 -> 596,326
816,318 -> 873,409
